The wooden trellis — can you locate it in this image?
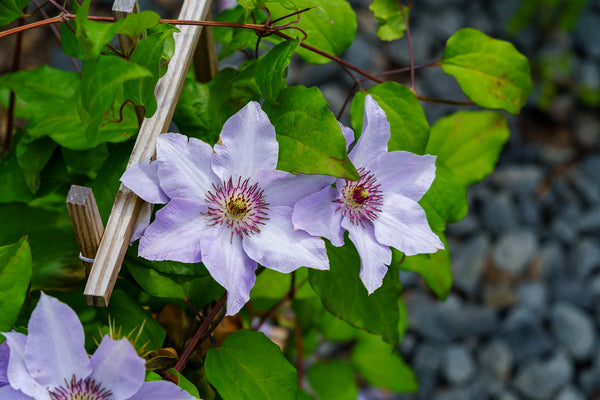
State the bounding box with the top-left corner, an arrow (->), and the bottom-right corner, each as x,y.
67,0 -> 215,307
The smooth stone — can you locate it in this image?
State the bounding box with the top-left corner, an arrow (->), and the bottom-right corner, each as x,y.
492,231 -> 538,274
574,13 -> 600,57
451,235 -> 490,295
579,366 -> 600,397
490,165 -> 544,196
570,238 -> 600,278
513,352 -> 573,400
550,278 -> 595,309
441,345 -> 475,385
516,282 -> 548,314
575,111 -> 600,150
550,302 -> 596,361
500,307 -> 553,363
555,386 -> 587,400
482,192 -> 519,233
569,166 -> 600,205
578,207 -> 600,235
539,241 -> 566,278
477,339 -> 513,380
582,155 -> 600,186
446,212 -> 479,236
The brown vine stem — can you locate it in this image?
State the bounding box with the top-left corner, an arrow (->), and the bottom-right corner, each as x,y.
174,293 -> 227,372
3,15 -> 24,156
399,0 -> 415,91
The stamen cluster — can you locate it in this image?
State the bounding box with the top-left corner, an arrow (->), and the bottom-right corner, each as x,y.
205,177 -> 269,239
335,167 -> 383,226
48,375 -> 112,400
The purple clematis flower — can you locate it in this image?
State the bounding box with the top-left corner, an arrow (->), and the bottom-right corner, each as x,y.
121,101 -> 330,315
293,95 -> 444,294
0,293 -> 194,400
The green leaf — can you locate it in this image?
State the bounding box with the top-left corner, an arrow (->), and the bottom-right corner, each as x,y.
351,82 -> 430,154
205,329 -> 298,400
263,85 -> 358,179
0,236 -> 32,335
0,0 -> 29,26
0,134 -> 35,203
62,144 -> 110,177
168,369 -> 201,399
426,110 -> 510,186
61,22 -> 84,59
75,0 -> 125,59
115,11 -> 161,41
441,28 -> 533,114
351,333 -> 418,393
256,39 -> 299,101
419,162 -> 468,232
16,136 -> 57,193
237,0 -> 296,14
251,267 -> 315,309
308,360 -> 358,400
319,310 -> 359,342
266,0 -> 357,64
369,0 -> 410,41
395,233 -> 452,300
309,241 -> 401,345
214,6 -> 266,60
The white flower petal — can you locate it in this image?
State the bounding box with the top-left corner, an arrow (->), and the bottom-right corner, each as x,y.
3,332 -> 47,399
339,121 -> 355,151
259,169 -> 334,208
129,381 -> 196,400
293,186 -> 345,247
349,95 -> 390,168
120,160 -> 169,204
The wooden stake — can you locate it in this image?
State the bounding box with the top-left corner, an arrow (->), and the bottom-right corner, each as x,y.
66,185 -> 104,275
84,0 -> 213,307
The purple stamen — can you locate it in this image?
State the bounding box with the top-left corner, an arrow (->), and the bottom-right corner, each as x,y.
48,375 -> 113,400
334,167 -> 383,226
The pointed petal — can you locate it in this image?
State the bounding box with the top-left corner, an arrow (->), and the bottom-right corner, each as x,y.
0,385 -> 34,400
212,102 -> 278,180
349,95 -> 390,168
129,381 -> 195,400
374,192 -> 444,256
292,186 -> 345,247
259,170 -> 335,208
25,293 -> 92,389
342,220 -> 391,294
339,122 -> 355,151
3,332 -> 47,398
156,133 -> 219,200
120,160 -> 169,204
89,337 -> 145,399
368,151 -> 436,201
130,202 -> 152,243
138,199 -> 206,263
244,206 -> 329,273
0,341 -> 9,385
200,225 -> 257,315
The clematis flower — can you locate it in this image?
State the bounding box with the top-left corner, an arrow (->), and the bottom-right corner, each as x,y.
121,101 -> 330,315
0,292 -> 194,400
293,95 -> 444,293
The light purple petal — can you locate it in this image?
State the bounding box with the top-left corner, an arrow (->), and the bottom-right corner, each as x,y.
129,381 -> 195,400
0,341 -> 9,385
25,293 -> 92,390
339,122 -> 355,151
156,132 -> 219,201
120,160 -> 169,204
200,225 -> 257,316
3,332 -> 46,398
373,192 -> 444,256
212,102 -> 278,181
131,202 -> 153,243
342,220 -> 391,294
139,199 -> 207,263
368,151 -> 436,202
349,95 -> 390,168
292,186 -> 345,247
0,385 -> 33,400
259,170 -> 335,208
243,206 -> 329,273
89,337 -> 145,399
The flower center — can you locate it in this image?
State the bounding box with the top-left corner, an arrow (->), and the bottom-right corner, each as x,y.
335,167 -> 383,226
205,177 -> 269,239
48,376 -> 112,400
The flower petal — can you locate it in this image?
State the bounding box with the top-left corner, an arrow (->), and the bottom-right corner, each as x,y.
373,192 -> 444,256
0,384 -> 33,400
243,206 -> 329,273
129,381 -> 195,400
3,332 -> 47,398
292,186 -> 345,247
24,293 -> 92,390
342,220 -> 391,294
138,199 -> 207,263
368,151 -> 436,201
156,132 -> 219,200
212,102 -> 278,180
0,341 -> 9,386
259,170 -> 334,208
89,337 -> 145,399
200,225 -> 257,315
348,95 -> 390,168
339,122 -> 355,151
120,160 -> 169,204
130,202 -> 153,243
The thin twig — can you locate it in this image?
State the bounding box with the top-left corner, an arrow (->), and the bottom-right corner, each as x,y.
48,0 -> 69,14
3,16 -> 24,156
398,0 -> 415,91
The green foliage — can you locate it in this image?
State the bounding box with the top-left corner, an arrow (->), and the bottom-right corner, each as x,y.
0,0 -> 29,26
426,111 -> 510,186
256,39 -> 299,101
369,0 -> 411,41
442,28 -> 533,114
0,236 -> 32,337
351,82 -> 430,154
309,241 -> 401,345
205,330 -> 298,400
16,136 -> 57,193
307,360 -> 358,400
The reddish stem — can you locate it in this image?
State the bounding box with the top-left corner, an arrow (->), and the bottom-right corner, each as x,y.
3,16 -> 24,156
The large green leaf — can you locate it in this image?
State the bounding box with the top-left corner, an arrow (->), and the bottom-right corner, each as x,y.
426,111 -> 510,186
369,0 -> 410,41
308,241 -> 401,345
351,82 -> 430,154
205,329 -> 298,400
263,85 -> 358,179
351,333 -> 418,393
266,0 -> 357,64
0,236 -> 32,335
0,136 -> 35,203
308,360 -> 358,400
256,39 -> 299,101
0,0 -> 29,26
441,28 -> 533,114
16,136 -> 57,193
213,6 -> 267,60
75,0 -> 125,59
115,11 -> 162,42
